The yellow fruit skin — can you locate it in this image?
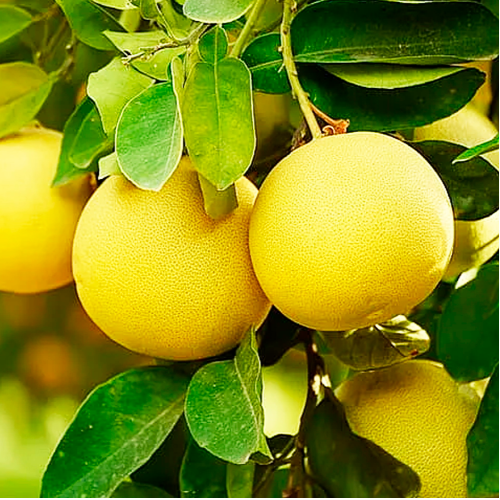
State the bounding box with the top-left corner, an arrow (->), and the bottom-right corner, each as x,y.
336,360 -> 478,498
249,132 -> 454,331
72,159 -> 271,361
414,105 -> 499,279
0,127 -> 93,294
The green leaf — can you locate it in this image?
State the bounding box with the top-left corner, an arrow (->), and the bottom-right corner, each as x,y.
182,58 -> 255,190
436,263 -> 499,382
241,33 -> 291,94
322,315 -> 430,371
111,481 -> 172,497
199,26 -> 228,63
116,81 -> 183,191
92,0 -> 136,9
197,174 -> 238,220
226,462 -> 255,498
98,151 -> 121,179
138,0 -> 160,20
305,397 -> 421,497
68,102 -> 110,169
0,5 -> 32,44
104,30 -> 187,80
184,330 -> 272,464
54,0 -> 125,50
411,140 -> 499,221
131,415 -> 189,497
180,438 -> 228,497
299,64 -> 485,133
323,63 -> 464,90
183,0 -> 253,23
0,62 -> 53,140
483,0 -> 499,18
454,134 -> 499,163
467,365 -> 499,497
40,365 -> 190,498
292,0 -> 499,65
52,97 -> 99,186
87,57 -> 153,134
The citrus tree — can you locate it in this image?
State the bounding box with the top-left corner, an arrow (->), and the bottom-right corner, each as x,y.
0,0 -> 498,497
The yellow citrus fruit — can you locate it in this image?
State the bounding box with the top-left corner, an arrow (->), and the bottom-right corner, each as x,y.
249,132 -> 454,331
414,105 -> 499,279
72,158 -> 271,361
335,359 -> 479,498
0,127 -> 93,294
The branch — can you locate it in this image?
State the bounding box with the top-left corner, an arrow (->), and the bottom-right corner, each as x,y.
280,0 -> 322,140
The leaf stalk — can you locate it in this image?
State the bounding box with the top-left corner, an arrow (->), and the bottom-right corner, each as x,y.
230,0 -> 269,58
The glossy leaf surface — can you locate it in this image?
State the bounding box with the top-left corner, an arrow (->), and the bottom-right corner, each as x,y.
0,5 -> 32,44
322,63 -> 463,89
226,462 -> 255,498
41,366 -> 190,498
87,57 -> 152,134
0,62 -> 53,139
111,481 -> 172,497
411,140 -> 499,221
183,0 -> 253,23
180,438 -> 228,497
52,97 -> 100,186
104,30 -> 187,80
241,33 -> 290,94
69,103 -> 110,169
299,64 -> 484,132
292,0 -> 499,65
437,263 -> 499,381
454,134 -> 499,163
116,82 -> 183,191
467,365 -> 499,497
184,331 -> 272,464
182,56 -> 255,189
54,0 -> 124,50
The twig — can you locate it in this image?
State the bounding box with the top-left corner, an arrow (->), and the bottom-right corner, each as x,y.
230,0 -> 269,58
122,23 -> 209,65
280,0 -> 322,140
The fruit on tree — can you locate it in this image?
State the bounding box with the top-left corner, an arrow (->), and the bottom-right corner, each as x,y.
335,359 -> 479,498
414,105 -> 499,279
0,127 -> 93,294
249,132 -> 454,331
72,157 -> 271,361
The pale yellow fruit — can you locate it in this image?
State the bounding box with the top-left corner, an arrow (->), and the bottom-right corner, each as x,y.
0,127 -> 93,294
336,360 -> 479,498
253,92 -> 291,159
72,158 -> 271,361
249,132 -> 454,331
414,105 -> 499,279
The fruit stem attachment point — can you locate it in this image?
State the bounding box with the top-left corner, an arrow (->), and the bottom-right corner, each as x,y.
230,0 -> 270,58
281,0 -> 322,140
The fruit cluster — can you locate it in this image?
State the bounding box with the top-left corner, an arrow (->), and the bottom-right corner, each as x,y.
0,104 -> 498,361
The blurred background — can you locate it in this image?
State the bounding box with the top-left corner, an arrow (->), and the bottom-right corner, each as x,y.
0,285 -> 151,497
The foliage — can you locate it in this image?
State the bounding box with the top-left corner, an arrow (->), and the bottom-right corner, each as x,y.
0,0 -> 498,497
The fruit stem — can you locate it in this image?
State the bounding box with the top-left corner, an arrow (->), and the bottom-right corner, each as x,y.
281,0 -> 322,140
230,0 -> 269,58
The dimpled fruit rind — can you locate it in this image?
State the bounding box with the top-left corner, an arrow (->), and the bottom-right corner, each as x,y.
249,132 -> 454,331
72,158 -> 271,361
336,359 -> 479,498
0,127 -> 93,294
